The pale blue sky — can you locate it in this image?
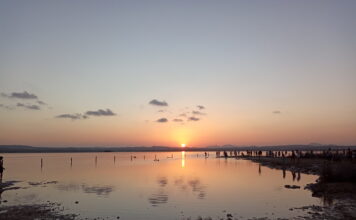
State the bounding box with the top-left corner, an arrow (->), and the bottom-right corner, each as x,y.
0,0 -> 356,146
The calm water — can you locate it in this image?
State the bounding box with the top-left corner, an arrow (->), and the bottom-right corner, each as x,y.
1,152 -> 321,219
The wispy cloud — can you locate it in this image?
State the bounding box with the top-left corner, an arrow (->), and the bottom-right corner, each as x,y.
56,108 -> 116,120
188,116 -> 200,121
273,110 -> 281,114
16,103 -> 40,110
149,99 -> 168,106
156,118 -> 168,123
37,100 -> 47,105
0,104 -> 14,110
192,110 -> 206,115
1,91 -> 38,99
197,105 -> 205,110
179,113 -> 187,117
1,91 -> 48,109
85,109 -> 116,116
56,113 -> 87,120
173,118 -> 183,122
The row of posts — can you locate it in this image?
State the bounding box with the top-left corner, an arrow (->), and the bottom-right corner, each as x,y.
38,154 -> 156,168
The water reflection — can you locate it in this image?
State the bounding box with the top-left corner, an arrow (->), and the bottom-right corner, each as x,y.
188,178 -> 206,199
56,183 -> 81,192
174,176 -> 206,199
148,177 -> 169,206
292,170 -> 296,181
148,174 -> 207,207
157,177 -> 168,187
2,152 -> 320,219
258,164 -> 261,175
56,183 -> 114,196
28,181 -> 58,186
290,170 -> 302,182
148,190 -> 168,206
21,193 -> 38,202
181,151 -> 185,168
82,185 -> 114,196
174,177 -> 185,191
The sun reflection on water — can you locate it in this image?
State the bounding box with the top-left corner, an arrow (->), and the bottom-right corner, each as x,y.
181,151 -> 185,168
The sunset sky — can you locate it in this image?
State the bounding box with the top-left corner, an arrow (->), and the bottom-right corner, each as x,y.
1,0 -> 355,147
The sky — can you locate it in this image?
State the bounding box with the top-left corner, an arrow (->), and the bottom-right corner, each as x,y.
0,0 -> 356,147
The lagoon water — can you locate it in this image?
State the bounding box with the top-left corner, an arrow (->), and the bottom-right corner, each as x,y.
1,152 -> 321,219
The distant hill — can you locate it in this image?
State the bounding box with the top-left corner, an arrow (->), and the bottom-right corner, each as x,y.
0,145 -> 38,152
0,145 -> 181,153
0,144 -> 355,153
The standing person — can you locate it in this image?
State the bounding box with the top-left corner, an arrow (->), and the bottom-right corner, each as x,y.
223,151 -> 228,158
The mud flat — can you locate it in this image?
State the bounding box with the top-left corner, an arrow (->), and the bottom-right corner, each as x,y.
0,180 -> 75,220
246,157 -> 356,219
0,203 -> 76,220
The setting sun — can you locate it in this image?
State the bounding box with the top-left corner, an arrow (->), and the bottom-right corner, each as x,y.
0,1 -> 355,219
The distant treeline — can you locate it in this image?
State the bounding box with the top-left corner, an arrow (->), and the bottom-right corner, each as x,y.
0,145 -> 355,153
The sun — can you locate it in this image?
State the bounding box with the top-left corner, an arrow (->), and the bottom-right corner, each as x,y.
181,144 -> 186,148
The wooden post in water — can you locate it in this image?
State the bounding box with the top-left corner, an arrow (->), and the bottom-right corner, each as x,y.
0,156 -> 4,180
114,156 -> 116,163
95,156 -> 97,167
70,157 -> 72,167
41,158 -> 43,168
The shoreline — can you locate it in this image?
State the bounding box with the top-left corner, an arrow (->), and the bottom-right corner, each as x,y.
245,157 -> 356,219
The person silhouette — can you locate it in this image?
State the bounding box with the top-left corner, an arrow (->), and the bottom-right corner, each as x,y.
223,151 -> 228,158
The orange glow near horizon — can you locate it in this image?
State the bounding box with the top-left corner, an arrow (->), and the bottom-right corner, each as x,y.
1,106 -> 356,147
171,127 -> 194,147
